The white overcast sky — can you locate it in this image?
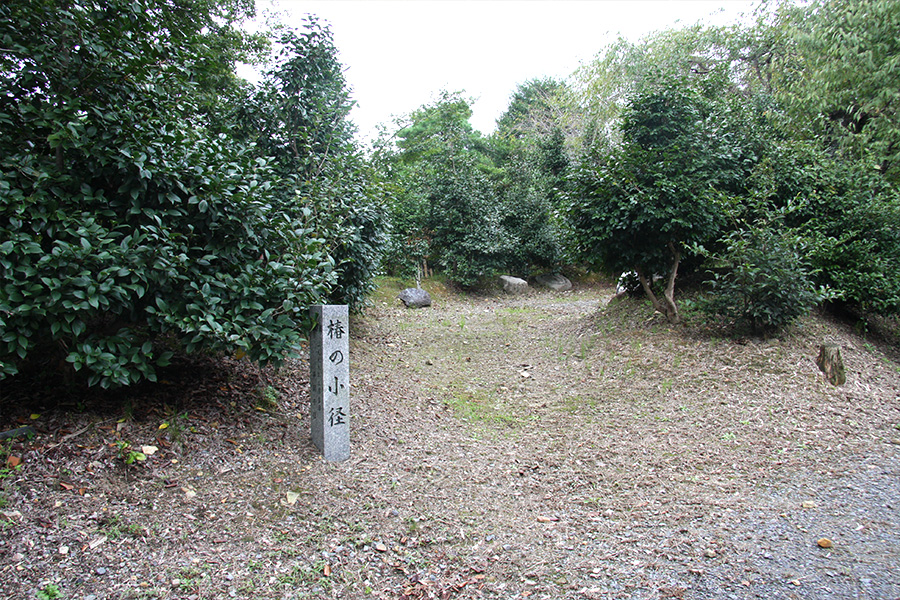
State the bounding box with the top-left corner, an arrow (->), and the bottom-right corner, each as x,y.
251,1 -> 758,143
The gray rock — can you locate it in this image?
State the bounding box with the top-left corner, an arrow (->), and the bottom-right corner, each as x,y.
616,271 -> 638,294
398,287 -> 432,308
535,273 -> 572,291
0,425 -> 36,440
500,275 -> 529,294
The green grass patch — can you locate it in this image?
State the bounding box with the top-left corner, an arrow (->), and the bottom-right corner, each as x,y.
445,389 -> 520,426
369,276 -> 409,304
557,395 -> 598,416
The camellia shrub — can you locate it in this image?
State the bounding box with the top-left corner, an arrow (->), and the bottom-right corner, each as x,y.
698,224 -> 825,334
0,0 -> 346,387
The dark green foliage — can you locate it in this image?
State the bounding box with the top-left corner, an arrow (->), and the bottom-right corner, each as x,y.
380,183 -> 430,281
497,159 -> 562,273
232,17 -> 387,312
749,142 -> 900,314
302,155 -> 389,312
425,166 -> 511,287
492,79 -> 570,274
0,1 -> 379,387
539,127 -> 570,187
749,0 -> 900,315
238,17 -> 355,179
699,224 -> 823,334
568,82 -> 735,321
814,196 -> 900,315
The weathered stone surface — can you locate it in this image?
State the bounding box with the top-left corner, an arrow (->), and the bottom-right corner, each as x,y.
617,270 -> 664,294
0,426 -> 36,441
500,275 -> 528,294
309,304 -> 350,462
816,343 -> 846,386
535,273 -> 572,292
398,287 -> 432,308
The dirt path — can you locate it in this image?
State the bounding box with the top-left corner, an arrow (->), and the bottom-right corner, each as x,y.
2,281 -> 899,599
351,282 -> 900,600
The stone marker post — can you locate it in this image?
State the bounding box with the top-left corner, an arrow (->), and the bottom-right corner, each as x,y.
309,305 -> 350,461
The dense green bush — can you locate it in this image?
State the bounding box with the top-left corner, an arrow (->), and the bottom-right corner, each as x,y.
492,140 -> 566,274
749,142 -> 900,315
567,82 -> 734,322
0,1 -> 379,387
698,224 -> 824,334
425,167 -> 512,287
302,155 -> 389,312
492,80 -> 569,274
380,183 -> 430,281
233,18 -> 388,312
498,175 -> 562,274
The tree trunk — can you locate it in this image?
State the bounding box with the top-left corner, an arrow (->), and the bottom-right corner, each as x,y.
816,344 -> 846,386
662,243 -> 682,324
635,245 -> 682,324
636,267 -> 664,313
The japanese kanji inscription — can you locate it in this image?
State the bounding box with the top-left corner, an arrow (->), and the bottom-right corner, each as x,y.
309,305 -> 350,461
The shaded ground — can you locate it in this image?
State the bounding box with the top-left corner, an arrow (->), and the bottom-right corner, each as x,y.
1,280 -> 899,600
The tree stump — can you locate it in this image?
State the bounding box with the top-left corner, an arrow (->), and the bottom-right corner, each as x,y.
816,344 -> 846,386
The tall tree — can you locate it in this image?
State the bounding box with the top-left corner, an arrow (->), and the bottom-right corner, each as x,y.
235,16 -> 355,179
496,78 -> 567,142
568,82 -> 740,323
570,26 -> 733,149
378,92 -> 510,285
780,0 -> 900,182
393,90 -> 494,177
738,0 -> 900,314
493,79 -> 571,273
232,16 -> 387,311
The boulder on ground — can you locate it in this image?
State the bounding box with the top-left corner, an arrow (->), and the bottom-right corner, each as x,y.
535,273 -> 572,292
500,275 -> 528,294
398,287 -> 432,308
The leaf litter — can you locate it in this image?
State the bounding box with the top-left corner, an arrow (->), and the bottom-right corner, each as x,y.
1,281 -> 899,599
